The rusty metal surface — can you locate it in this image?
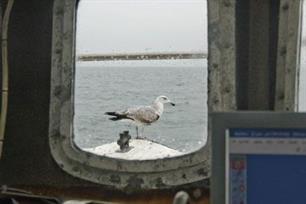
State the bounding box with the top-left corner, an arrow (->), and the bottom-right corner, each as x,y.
10,185 -> 210,204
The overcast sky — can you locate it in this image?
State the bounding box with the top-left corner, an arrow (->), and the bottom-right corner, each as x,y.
76,0 -> 207,55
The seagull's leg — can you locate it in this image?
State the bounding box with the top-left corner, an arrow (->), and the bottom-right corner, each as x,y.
136,126 -> 139,139
141,126 -> 145,138
136,126 -> 146,140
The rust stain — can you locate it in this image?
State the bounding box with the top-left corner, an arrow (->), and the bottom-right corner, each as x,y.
13,186 -> 210,204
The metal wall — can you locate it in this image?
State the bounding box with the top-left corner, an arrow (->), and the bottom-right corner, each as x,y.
236,0 -> 280,110
0,0 -> 94,186
235,0 -> 302,111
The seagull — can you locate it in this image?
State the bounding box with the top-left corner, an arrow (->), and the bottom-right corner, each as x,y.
105,95 -> 175,139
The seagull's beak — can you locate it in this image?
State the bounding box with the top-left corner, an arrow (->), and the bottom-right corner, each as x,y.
170,102 -> 175,106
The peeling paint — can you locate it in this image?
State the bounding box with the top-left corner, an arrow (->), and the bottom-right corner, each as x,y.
155,177 -> 166,188
197,168 -> 208,177
126,176 -> 144,189
110,175 -> 121,184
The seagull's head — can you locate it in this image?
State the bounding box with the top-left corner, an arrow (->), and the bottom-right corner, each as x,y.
156,95 -> 175,106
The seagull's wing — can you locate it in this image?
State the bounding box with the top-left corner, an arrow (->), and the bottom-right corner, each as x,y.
126,106 -> 159,124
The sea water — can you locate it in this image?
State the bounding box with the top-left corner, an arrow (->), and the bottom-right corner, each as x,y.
74,59 -> 207,153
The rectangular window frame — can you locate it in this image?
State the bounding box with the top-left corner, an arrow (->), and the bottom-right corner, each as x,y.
49,0 -> 236,189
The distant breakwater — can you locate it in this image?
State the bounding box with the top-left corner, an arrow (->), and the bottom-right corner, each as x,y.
77,52 -> 207,61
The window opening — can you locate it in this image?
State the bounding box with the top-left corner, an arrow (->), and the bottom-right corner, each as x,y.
74,0 -> 208,159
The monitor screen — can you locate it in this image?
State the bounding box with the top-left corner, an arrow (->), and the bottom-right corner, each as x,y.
226,128 -> 306,204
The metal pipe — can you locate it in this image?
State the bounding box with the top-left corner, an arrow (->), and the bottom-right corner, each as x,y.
0,0 -> 14,158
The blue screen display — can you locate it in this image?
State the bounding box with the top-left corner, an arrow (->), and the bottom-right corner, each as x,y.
229,129 -> 306,204
247,155 -> 306,204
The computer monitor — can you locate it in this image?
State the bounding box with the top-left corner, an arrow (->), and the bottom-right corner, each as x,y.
211,112 -> 306,204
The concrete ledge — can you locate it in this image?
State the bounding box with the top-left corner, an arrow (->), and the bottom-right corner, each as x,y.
84,139 -> 182,160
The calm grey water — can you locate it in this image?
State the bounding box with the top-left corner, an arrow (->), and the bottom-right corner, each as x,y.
74,59 -> 207,152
